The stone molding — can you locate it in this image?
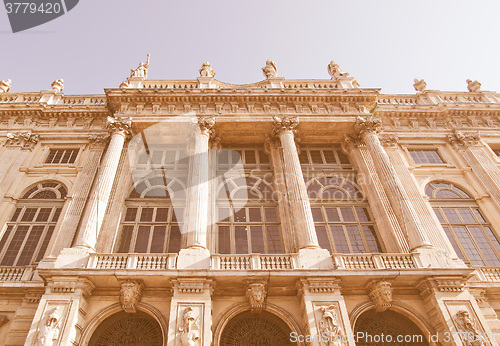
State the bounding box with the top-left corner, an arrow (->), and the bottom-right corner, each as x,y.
5,130 -> 39,150
171,278 -> 214,295
298,278 -> 341,295
417,277 -> 467,299
46,277 -> 95,297
120,280 -> 144,313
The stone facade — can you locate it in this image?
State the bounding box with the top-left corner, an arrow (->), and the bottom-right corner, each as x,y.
0,62 -> 500,345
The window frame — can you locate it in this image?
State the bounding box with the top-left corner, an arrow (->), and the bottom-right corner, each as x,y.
403,146 -> 451,168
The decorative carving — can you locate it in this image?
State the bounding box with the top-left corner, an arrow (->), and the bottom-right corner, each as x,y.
119,80 -> 130,88
368,280 -> 392,312
130,54 -> 150,79
107,116 -> 132,137
0,79 -> 12,93
341,134 -> 363,153
199,62 -> 216,78
298,278 -> 341,294
448,131 -> 481,147
418,278 -> 466,299
172,278 -> 214,294
454,310 -> 484,346
246,282 -> 267,313
328,61 -> 349,79
120,280 -> 144,313
36,307 -> 61,346
179,307 -> 200,346
319,305 -> 345,345
273,115 -> 298,136
197,116 -> 216,137
466,79 -> 481,93
262,60 -> 278,79
5,131 -> 39,150
88,133 -> 110,148
0,315 -> 9,327
354,117 -> 382,138
379,133 -> 399,148
51,79 -> 64,93
413,78 -> 427,92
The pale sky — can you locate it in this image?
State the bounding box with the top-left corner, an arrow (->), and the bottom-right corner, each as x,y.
1,0 -> 499,95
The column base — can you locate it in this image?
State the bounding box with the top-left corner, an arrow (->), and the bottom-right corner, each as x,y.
177,247 -> 211,270
413,247 -> 467,269
54,247 -> 92,269
298,247 -> 334,270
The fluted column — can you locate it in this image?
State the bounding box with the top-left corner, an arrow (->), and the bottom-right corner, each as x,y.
354,117 -> 432,251
273,116 -> 319,249
73,117 -> 131,251
183,117 -> 214,249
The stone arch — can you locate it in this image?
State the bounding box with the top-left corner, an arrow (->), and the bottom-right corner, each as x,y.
350,302 -> 436,346
80,303 -> 168,346
18,180 -> 68,200
419,176 -> 479,200
213,302 -> 302,346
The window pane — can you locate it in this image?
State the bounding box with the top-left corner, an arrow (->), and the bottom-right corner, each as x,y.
51,208 -> 62,222
363,226 -> 380,253
298,151 -> 309,164
35,208 -> 52,222
356,208 -> 371,222
117,226 -> 133,253
323,150 -> 336,164
155,208 -> 169,222
325,208 -> 340,222
330,226 -> 349,253
1,226 -> 29,266
443,226 -> 466,261
248,208 -> 261,222
315,225 -> 331,252
17,226 -> 44,265
0,226 -> 13,253
218,226 -> 231,254
235,226 -> 248,254
347,225 -> 366,253
233,208 -> 247,223
259,151 -> 270,164
245,150 -> 256,164
310,150 -> 323,164
35,226 -> 54,262
250,226 -> 264,253
443,209 -> 461,223
264,208 -> 277,222
140,208 -> 154,222
340,208 -> 356,222
311,208 -> 324,222
11,208 -> 22,222
21,208 -> 37,222
134,226 -> 151,253
125,208 -> 138,222
453,226 -> 484,266
266,226 -> 282,253
150,226 -> 166,253
469,226 -> 500,266
458,209 -> 476,223
168,225 -> 181,253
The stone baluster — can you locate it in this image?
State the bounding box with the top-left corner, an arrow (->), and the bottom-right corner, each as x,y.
273,116 -> 319,250
73,117 -> 131,251
354,117 -> 432,251
177,117 -> 214,269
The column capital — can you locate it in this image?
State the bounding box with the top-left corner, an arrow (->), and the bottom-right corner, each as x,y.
354,116 -> 382,138
197,116 -> 216,137
273,115 -> 298,137
88,133 -> 110,149
448,130 -> 481,148
341,134 -> 364,153
107,116 -> 132,137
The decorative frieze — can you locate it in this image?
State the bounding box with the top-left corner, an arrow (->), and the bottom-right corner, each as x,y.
246,282 -> 267,313
120,280 -> 144,313
368,280 -> 393,312
47,278 -> 95,297
5,130 -> 39,150
448,130 -> 481,147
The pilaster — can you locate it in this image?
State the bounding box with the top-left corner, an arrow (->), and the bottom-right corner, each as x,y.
297,278 -> 354,346
167,278 -> 214,346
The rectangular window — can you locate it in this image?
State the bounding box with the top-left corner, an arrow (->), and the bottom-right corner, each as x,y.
299,146 -> 352,168
409,149 -> 444,164
45,149 -> 79,164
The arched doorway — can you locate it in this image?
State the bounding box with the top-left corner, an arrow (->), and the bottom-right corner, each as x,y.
354,309 -> 429,346
88,311 -> 163,346
220,310 -> 294,346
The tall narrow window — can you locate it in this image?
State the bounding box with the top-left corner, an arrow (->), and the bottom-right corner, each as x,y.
117,176 -> 185,254
0,181 -> 66,266
427,181 -> 500,266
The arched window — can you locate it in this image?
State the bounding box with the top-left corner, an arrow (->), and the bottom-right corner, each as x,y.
116,176 -> 185,254
307,176 -> 381,254
0,181 -> 67,266
427,181 -> 500,266
216,175 -> 282,254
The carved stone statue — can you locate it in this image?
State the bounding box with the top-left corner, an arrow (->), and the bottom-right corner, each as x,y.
413,78 -> 427,92
0,79 -> 12,93
328,61 -> 349,79
179,307 -> 200,346
120,280 -> 144,313
466,79 -> 481,93
199,62 -> 216,78
51,79 -> 64,93
36,307 -> 60,346
368,280 -> 392,312
262,60 -> 278,79
246,282 -> 267,313
319,305 -> 345,346
455,310 -> 484,346
130,54 -> 150,79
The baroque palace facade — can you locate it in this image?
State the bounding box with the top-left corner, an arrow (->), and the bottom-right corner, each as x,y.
0,60 -> 499,345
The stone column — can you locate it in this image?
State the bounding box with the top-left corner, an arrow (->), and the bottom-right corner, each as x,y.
273,116 -> 332,269
297,278 -> 355,346
449,131 -> 500,209
46,135 -> 108,258
167,278 -> 213,346
273,116 -> 318,250
353,118 -> 432,252
72,117 -> 131,251
418,277 -> 494,346
24,277 -> 94,346
177,117 -> 214,269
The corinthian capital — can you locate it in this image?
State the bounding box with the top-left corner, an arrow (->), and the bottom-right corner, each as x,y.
107,116 -> 132,137
354,117 -> 382,137
448,131 -> 481,147
273,116 -> 298,137
197,116 -> 216,137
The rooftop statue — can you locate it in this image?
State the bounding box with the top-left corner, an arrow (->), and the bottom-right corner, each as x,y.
413,78 -> 427,92
0,79 -> 12,93
51,79 -> 64,93
328,61 -> 349,79
466,79 -> 481,93
262,60 -> 278,79
130,54 -> 150,79
199,62 -> 216,78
